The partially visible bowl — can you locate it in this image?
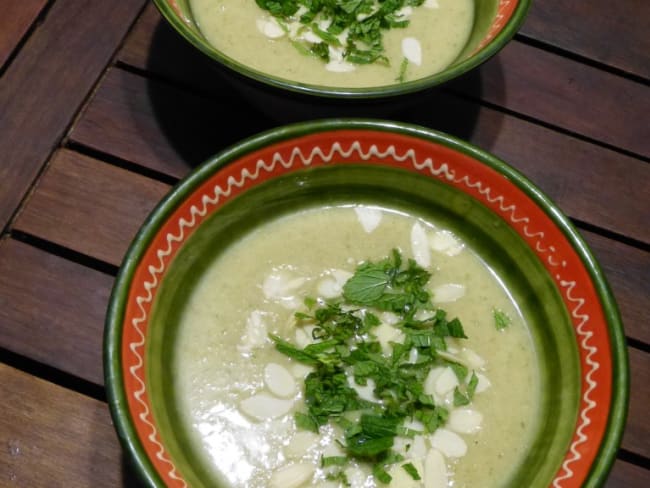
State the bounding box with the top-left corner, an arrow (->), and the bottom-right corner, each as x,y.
104,119 -> 628,488
152,0 -> 530,102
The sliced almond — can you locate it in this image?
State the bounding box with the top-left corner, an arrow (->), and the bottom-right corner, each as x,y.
264,363 -> 296,398
354,206 -> 383,233
424,448 -> 448,488
434,367 -> 459,396
429,428 -> 467,458
431,283 -> 465,303
448,408 -> 483,434
411,222 -> 431,268
239,393 -> 293,421
269,463 -> 314,488
285,431 -> 319,459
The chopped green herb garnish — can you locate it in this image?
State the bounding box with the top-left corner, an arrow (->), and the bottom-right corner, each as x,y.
270,249 -> 478,485
493,308 -> 512,330
255,0 -> 427,80
402,461 -> 421,480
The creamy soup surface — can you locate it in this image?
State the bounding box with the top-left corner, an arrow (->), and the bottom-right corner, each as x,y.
173,205 -> 539,487
189,0 -> 475,87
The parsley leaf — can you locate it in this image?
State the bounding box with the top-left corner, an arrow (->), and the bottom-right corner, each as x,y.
493,308 -> 512,330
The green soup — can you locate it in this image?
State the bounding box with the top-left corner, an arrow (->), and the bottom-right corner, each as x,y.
189,0 -> 475,87
172,204 -> 539,487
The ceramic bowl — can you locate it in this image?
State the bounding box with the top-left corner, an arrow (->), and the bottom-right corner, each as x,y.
104,119 -> 628,488
152,0 -> 531,101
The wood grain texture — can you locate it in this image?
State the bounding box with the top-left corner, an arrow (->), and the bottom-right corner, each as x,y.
606,459 -> 650,487
0,364 -> 128,487
0,0 -> 147,232
68,67 -> 270,178
623,347 -> 650,459
520,0 -> 650,80
69,67 -> 650,245
0,0 -> 47,69
0,238 -> 112,385
14,149 -> 171,266
451,41 -> 650,158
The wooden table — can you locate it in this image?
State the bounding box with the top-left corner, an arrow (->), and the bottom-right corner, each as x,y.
1,1 -> 648,486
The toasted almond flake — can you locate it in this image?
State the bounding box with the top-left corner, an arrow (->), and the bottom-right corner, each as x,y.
374,322 -> 404,354
256,17 -> 285,39
264,363 -> 296,398
354,206 -> 383,233
424,448 -> 448,488
295,326 -> 314,349
429,428 -> 467,458
285,431 -> 319,459
379,311 -> 400,325
402,37 -> 422,66
300,29 -> 322,43
263,271 -> 306,300
431,283 -> 465,303
430,230 -> 464,256
239,393 -> 294,421
411,222 -> 430,267
237,310 -> 268,353
317,277 -> 341,298
269,463 -> 314,488
448,408 -> 483,434
424,366 -> 446,395
461,348 -> 485,369
434,367 -> 459,396
409,435 -> 428,460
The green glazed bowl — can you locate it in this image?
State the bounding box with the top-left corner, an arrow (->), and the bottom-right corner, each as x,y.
104,119 -> 628,488
151,0 -> 531,100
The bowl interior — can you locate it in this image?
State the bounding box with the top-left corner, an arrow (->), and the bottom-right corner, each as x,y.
106,120 -> 626,488
152,0 -> 531,98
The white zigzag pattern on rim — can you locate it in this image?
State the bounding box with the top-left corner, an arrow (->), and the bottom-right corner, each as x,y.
127,139 -> 595,485
553,280 -> 600,487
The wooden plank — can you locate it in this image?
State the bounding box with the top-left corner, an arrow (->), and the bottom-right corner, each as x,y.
0,0 -> 147,232
622,347 -> 650,460
0,0 -> 47,70
68,68 -> 270,179
606,459 -> 650,487
118,5 -> 650,158
70,67 -> 650,245
13,149 -> 171,266
0,364 -> 137,487
449,41 -> 650,157
0,238 -> 113,385
521,0 -> 650,80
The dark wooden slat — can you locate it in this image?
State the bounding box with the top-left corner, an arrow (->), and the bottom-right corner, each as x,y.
606,459 -> 650,487
0,0 -> 147,232
451,41 -> 650,158
68,68 -> 270,178
0,364 -> 135,487
0,238 -> 113,385
0,0 -> 47,70
13,149 -> 171,266
623,347 -> 650,460
70,67 -> 650,245
118,5 -> 650,158
521,0 -> 650,80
